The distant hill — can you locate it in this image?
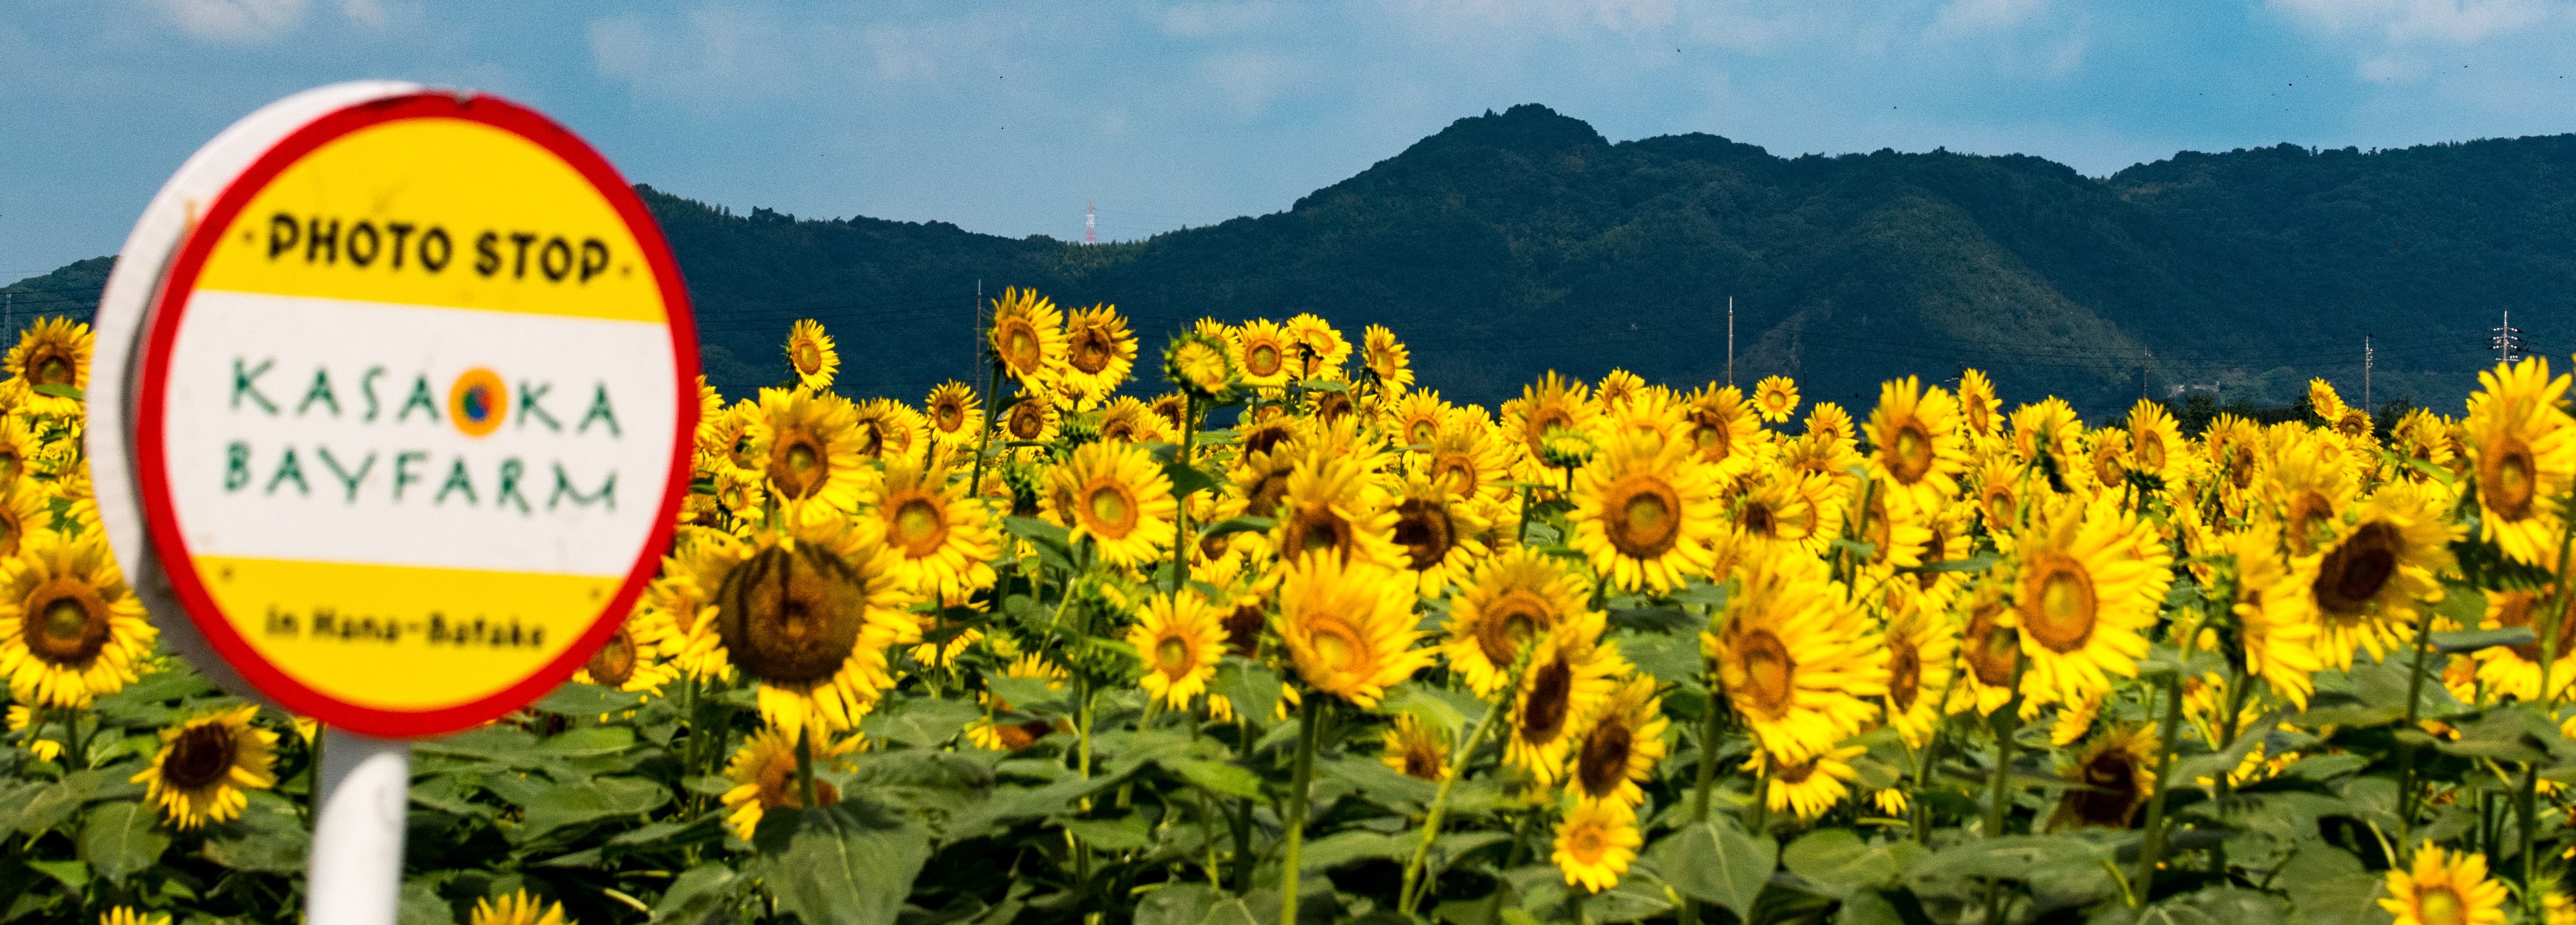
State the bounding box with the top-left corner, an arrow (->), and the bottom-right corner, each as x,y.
19,104 -> 2573,419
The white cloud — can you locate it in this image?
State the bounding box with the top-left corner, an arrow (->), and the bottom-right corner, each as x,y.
588,7 -> 815,105
1202,50 -> 1309,114
1161,1 -> 1277,37
2271,0 -> 2563,45
1931,0 -> 2047,35
150,0 -> 305,44
340,0 -> 388,29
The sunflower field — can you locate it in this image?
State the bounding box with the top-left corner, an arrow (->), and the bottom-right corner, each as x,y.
8,289 -> 2576,925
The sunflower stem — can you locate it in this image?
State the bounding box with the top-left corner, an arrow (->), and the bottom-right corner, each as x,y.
793,727 -> 819,812
1279,696 -> 1323,925
1517,485 -> 1533,547
2396,601 -> 2441,856
2132,661 -> 2191,904
1981,646 -> 2027,840
2207,667 -> 2256,879
2520,761 -> 2542,919
1398,654 -> 1522,916
966,360 -> 1007,519
1691,687 -> 1725,825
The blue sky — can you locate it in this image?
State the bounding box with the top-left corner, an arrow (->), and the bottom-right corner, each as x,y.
7,0 -> 2576,279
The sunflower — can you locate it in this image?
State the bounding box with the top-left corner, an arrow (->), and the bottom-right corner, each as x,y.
849,397 -> 923,462
1569,675 -> 1668,807
1680,383 -> 1764,479
466,891 -> 572,925
1269,446 -> 1402,568
634,530 -> 747,681
1957,369 -> 2001,443
1570,430 -> 1724,592
2475,586 -> 2576,704
1850,487 -> 1933,572
131,703 -> 276,830
1881,601 -> 1957,748
2381,844 -> 2510,925
0,416 -> 40,488
1552,798 -> 1642,893
2125,399 -> 2185,482
1128,590 -> 1227,709
1047,303 -> 1133,403
969,653 -> 1072,750
744,388 -> 874,513
2085,431 -> 2127,489
1706,550 -> 1887,761
1389,475 -> 1490,598
2008,397 -> 2084,475
1163,332 -> 1236,400
2011,496 -> 2174,706
1855,380 -> 1962,519
1234,318 -> 1295,388
1274,553 -> 1434,707
1949,587 -> 2023,716
1096,395 -> 1176,444
1047,442 -> 1179,568
1001,388 -> 1061,444
2466,357 -> 2576,566
572,617 -> 680,696
4,317 -> 89,416
2044,724 -> 2157,831
8,704 -> 60,761
1444,549 -> 1592,696
0,530 -> 154,708
1421,416 -> 1513,505
1507,611 -> 1625,785
873,457 -> 998,597
1362,324 -> 1414,395
1804,401 -> 1856,445
784,318 -> 839,390
720,725 -> 856,840
1382,713 -> 1451,781
1735,469 -> 1837,557
2229,522 -> 2323,708
2390,408 -> 2456,480
1386,390 -> 1453,449
2292,480 -> 2458,669
987,287 -> 1065,389
1283,313 -> 1350,379
2269,430 -> 2358,557
0,477 -> 51,559
1503,372 -> 1599,474
1752,376 -> 1799,424
1749,743 -> 1864,820
922,382 -> 983,450
712,517 -> 914,733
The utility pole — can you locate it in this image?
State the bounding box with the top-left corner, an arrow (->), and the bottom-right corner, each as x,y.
2141,350 -> 2152,401
2363,333 -> 2372,412
1725,296 -> 1735,388
1085,201 -> 1097,246
972,279 -> 984,380
2493,310 -> 2524,364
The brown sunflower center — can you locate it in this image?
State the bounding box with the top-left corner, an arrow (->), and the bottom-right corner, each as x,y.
2495,590 -> 2576,663
2022,555 -> 2099,653
1247,470 -> 1291,520
716,545 -> 867,685
2135,430 -> 2166,471
0,508 -> 22,559
1007,403 -> 1046,440
1966,605 -> 2018,686
1432,455 -> 1478,498
1305,620 -> 1362,675
2227,446 -> 2255,489
1519,657 -> 1574,744
1284,506 -> 1354,560
1408,419 -> 1438,446
1889,421 -> 1934,482
1740,499 -> 1778,538
1888,638 -> 1922,712
1068,326 -> 1116,375
1567,824 -> 1608,863
586,626 -> 639,688
1314,392 -> 1353,422
1246,344 -> 1281,377
1222,603 -> 1265,657
2416,886 -> 2467,925
893,497 -> 948,557
25,581 -> 109,666
769,432 -> 828,499
756,751 -> 841,810
793,340 -> 824,375
1401,741 -> 1444,781
2285,490 -> 2334,555
2484,436 -> 2538,520
1734,629 -> 1795,719
1605,477 -> 1681,559
1575,718 -> 1634,798
1155,636 -> 1192,676
1527,409 -> 1574,454
1477,593 -> 1552,664
1393,498 -> 1455,572
162,723 -> 239,791
1001,322 -> 1041,372
935,400 -> 965,431
1084,482 -> 1139,538
1915,526 -> 1949,590
2059,746 -> 2143,828
2314,521 -> 2402,617
32,352 -> 73,387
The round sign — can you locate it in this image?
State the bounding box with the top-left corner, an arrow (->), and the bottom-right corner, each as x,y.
98,85 -> 696,737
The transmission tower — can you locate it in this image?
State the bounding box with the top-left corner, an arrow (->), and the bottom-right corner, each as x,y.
1085,200 -> 1096,245
2493,310 -> 2525,364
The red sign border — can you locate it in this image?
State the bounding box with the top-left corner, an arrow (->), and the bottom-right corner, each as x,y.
132,91 -> 700,738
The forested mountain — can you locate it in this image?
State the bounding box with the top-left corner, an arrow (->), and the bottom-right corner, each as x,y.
15,104 -> 2573,419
